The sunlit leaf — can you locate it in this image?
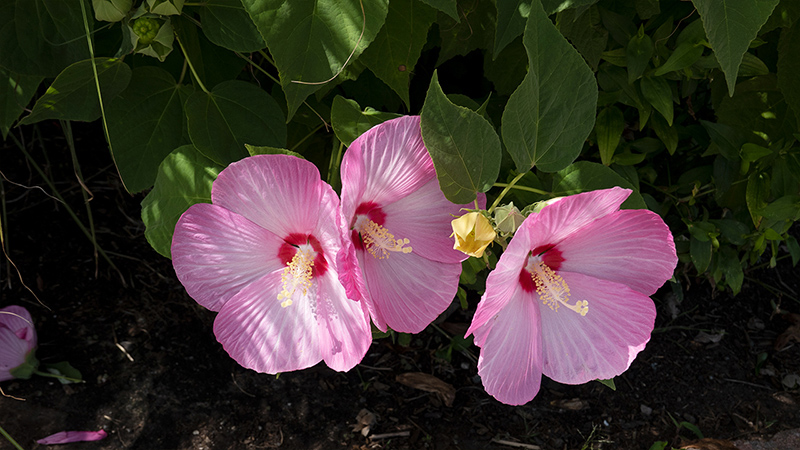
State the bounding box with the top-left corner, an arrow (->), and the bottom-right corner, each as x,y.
185,80 -> 286,166
541,0 -> 598,14
241,0 -> 389,119
21,58 -> 131,124
691,0 -> 780,95
501,0 -> 597,173
420,71 -> 501,204
141,145 -> 224,258
107,66 -> 191,193
360,0 -> 436,107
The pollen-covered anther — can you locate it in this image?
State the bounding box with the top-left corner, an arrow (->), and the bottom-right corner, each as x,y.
529,260 -> 588,316
358,219 -> 412,259
277,248 -> 315,306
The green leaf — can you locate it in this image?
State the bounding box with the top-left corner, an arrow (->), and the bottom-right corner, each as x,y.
418,0 -> 458,20
0,0 -> 90,77
786,235 -> 800,266
501,0 -> 598,173
200,0 -> 266,52
650,114 -> 677,155
360,0 -> 436,107
557,5 -> 608,70
717,74 -> 797,145
420,71 -> 501,204
626,26 -> 654,83
484,38 -> 528,96
778,19 -> 800,130
107,66 -> 190,193
718,247 -> 743,295
44,361 -> 83,384
746,171 -> 770,227
0,68 -> 42,139
494,0 -> 531,57
93,0 -> 133,22
551,161 -> 647,209
21,58 -> 131,124
634,0 -> 659,20
740,143 -> 772,163
700,120 -> 748,161
541,0 -> 598,14
185,80 -> 287,166
654,41 -> 704,76
690,235 -> 713,273
595,106 -> 624,166
245,144 -> 304,159
597,378 -> 616,390
761,195 -> 800,231
141,145 -> 224,258
691,0 -> 780,95
242,0 -> 389,120
437,0 -> 496,65
331,96 -> 401,146
738,52 -> 769,77
640,75 -> 673,126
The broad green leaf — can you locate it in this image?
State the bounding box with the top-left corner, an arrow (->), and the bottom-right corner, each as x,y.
494,0 -> 531,57
746,171 -> 770,227
0,68 -> 42,139
93,0 -> 132,22
551,161 -> 647,209
331,96 -> 401,146
242,0 -> 389,120
787,235 -> 800,267
777,20 -> 800,129
557,5 -> 608,70
502,0 -> 597,173
141,145 -> 224,258
595,106 -> 624,166
418,0 -> 458,20
691,0 -> 780,96
173,16 -> 248,89
420,71 -> 501,204
484,38 -> 528,96
185,80 -> 287,166
640,75 -> 673,126
634,0 -> 659,19
200,0 -> 266,52
761,195 -> 800,231
107,66 -> 190,193
740,143 -> 772,163
245,144 -> 304,159
654,41 -> 704,76
437,0 -> 496,65
709,219 -> 748,245
541,0 -> 598,14
717,74 -> 797,145
21,58 -> 132,124
738,52 -> 769,77
626,26 -> 653,83
700,120 -> 748,161
44,361 -> 83,384
690,235 -> 713,273
360,0 -> 436,107
0,0 -> 90,77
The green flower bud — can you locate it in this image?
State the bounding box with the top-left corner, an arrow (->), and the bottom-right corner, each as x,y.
493,202 -> 526,235
132,17 -> 163,45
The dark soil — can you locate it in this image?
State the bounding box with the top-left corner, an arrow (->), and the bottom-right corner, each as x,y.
1,122 -> 799,450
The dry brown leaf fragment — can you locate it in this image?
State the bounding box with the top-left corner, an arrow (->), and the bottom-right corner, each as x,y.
549,398 -> 587,411
680,438 -> 741,450
352,409 -> 376,436
395,372 -> 456,407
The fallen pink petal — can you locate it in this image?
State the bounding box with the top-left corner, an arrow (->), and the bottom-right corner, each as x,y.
338,116 -> 484,333
467,187 -> 678,405
36,430 -> 107,445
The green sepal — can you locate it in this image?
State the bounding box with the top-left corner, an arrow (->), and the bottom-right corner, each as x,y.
9,348 -> 39,380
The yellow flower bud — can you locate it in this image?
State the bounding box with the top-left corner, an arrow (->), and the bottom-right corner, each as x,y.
450,212 -> 496,258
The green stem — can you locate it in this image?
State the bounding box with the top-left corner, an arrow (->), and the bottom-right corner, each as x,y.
489,172 -> 527,214
33,369 -> 83,384
176,35 -> 209,94
290,124 -> 324,153
326,140 -> 345,192
0,425 -> 26,450
63,121 -> 99,278
239,52 -> 280,84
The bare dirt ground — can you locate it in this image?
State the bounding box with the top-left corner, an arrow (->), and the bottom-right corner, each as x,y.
1,123 -> 799,450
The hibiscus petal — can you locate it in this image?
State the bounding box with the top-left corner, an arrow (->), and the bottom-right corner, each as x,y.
557,209 -> 678,295
172,203 -> 284,312
36,430 -> 107,444
539,272 -> 656,385
211,154 -> 327,237
314,270 -> 372,372
0,306 -> 36,381
340,116 -> 435,220
466,227 -> 533,339
360,250 -> 462,333
474,288 -> 543,406
522,187 -> 631,251
213,271 -> 323,373
382,179 -> 474,264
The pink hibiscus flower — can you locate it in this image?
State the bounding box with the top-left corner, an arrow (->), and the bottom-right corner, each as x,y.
0,305 -> 37,381
172,155 -> 372,374
466,187 -> 678,405
338,116 -> 482,333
